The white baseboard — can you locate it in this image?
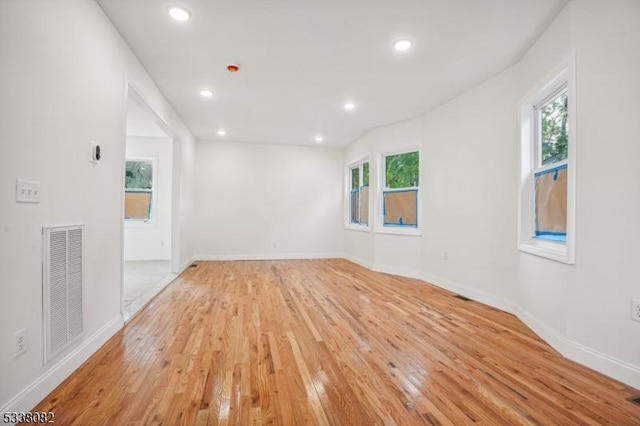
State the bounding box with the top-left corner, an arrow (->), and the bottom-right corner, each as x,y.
342,254 -> 373,270
0,314 -> 123,415
421,271 -> 516,315
564,335 -> 640,390
516,306 -> 640,389
344,254 -> 422,280
195,253 -> 342,261
515,306 -> 567,353
563,339 -> 640,389
374,264 -> 421,280
179,256 -> 196,272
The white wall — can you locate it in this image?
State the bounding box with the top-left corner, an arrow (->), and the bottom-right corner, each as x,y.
192,141 -> 343,259
124,137 -> 173,261
343,0 -> 640,388
420,66 -> 520,313
0,0 -> 195,412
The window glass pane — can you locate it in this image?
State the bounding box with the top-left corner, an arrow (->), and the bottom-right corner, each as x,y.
125,161 -> 153,189
385,151 -> 419,189
362,162 -> 369,187
534,164 -> 567,241
539,90 -> 568,166
350,190 -> 360,223
383,190 -> 417,227
351,167 -> 359,190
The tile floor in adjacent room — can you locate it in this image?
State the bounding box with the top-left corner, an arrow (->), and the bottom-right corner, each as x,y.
123,260 -> 176,321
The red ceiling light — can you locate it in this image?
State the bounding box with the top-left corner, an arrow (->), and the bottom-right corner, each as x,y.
226,64 -> 240,73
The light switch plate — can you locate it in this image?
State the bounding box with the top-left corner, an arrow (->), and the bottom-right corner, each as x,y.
16,179 -> 40,203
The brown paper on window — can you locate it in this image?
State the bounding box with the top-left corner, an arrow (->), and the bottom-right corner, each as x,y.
384,191 -> 417,226
125,192 -> 152,220
535,168 -> 567,234
360,187 -> 369,224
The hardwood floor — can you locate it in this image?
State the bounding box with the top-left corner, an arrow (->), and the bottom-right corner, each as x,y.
32,259 -> 640,425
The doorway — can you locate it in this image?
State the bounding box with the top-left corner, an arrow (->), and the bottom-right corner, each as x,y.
123,89 -> 178,321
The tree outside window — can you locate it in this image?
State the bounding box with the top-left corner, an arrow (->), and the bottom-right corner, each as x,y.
124,160 -> 154,221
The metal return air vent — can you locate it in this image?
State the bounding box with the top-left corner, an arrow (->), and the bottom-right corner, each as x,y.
454,294 -> 472,302
43,225 -> 84,363
628,395 -> 640,407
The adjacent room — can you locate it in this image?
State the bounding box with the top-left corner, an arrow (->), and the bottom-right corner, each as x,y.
1,0 -> 639,424
122,91 -> 178,321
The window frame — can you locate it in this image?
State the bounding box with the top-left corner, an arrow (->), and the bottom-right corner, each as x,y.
376,147 -> 421,236
345,156 -> 370,231
518,58 -> 576,264
124,157 -> 157,226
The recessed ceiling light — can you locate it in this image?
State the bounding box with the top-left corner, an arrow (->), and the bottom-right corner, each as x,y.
393,39 -> 413,51
217,129 -> 227,136
343,102 -> 356,111
168,6 -> 191,22
315,135 -> 324,143
200,90 -> 213,98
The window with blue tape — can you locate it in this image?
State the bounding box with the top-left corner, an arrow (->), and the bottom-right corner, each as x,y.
382,150 -> 419,228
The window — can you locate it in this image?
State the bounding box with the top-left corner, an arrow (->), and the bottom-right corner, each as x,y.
534,88 -> 568,242
519,60 -> 575,263
349,160 -> 369,226
382,150 -> 419,228
124,160 -> 154,222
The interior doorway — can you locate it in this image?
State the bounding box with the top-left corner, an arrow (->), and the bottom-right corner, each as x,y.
122,89 -> 178,321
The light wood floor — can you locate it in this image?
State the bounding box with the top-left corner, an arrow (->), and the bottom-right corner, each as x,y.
32,259 -> 640,425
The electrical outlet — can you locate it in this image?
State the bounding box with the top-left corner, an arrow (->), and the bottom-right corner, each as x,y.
13,329 -> 27,358
443,250 -> 448,261
632,299 -> 640,322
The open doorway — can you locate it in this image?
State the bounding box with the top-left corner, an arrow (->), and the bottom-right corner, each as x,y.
123,89 -> 178,321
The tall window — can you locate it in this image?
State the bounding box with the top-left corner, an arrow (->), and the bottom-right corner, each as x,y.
534,88 -> 568,242
124,160 -> 154,222
349,161 -> 369,225
383,151 -> 419,228
519,61 -> 575,264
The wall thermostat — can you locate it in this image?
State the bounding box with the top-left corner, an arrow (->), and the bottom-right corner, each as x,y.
90,141 -> 101,163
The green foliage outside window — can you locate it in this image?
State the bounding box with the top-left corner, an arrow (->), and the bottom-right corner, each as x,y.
125,161 -> 153,190
385,151 -> 419,189
540,90 -> 568,166
351,167 -> 359,190
362,162 -> 369,187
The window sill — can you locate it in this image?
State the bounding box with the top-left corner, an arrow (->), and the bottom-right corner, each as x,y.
518,239 -> 574,264
344,224 -> 370,233
375,226 -> 421,237
125,220 -> 156,228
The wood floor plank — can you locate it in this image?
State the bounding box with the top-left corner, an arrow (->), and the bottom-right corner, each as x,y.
27,259 -> 640,425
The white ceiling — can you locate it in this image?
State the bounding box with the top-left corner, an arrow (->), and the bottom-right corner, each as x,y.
99,0 -> 569,147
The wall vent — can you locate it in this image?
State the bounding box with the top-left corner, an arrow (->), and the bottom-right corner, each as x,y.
454,294 -> 472,302
43,225 -> 83,364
